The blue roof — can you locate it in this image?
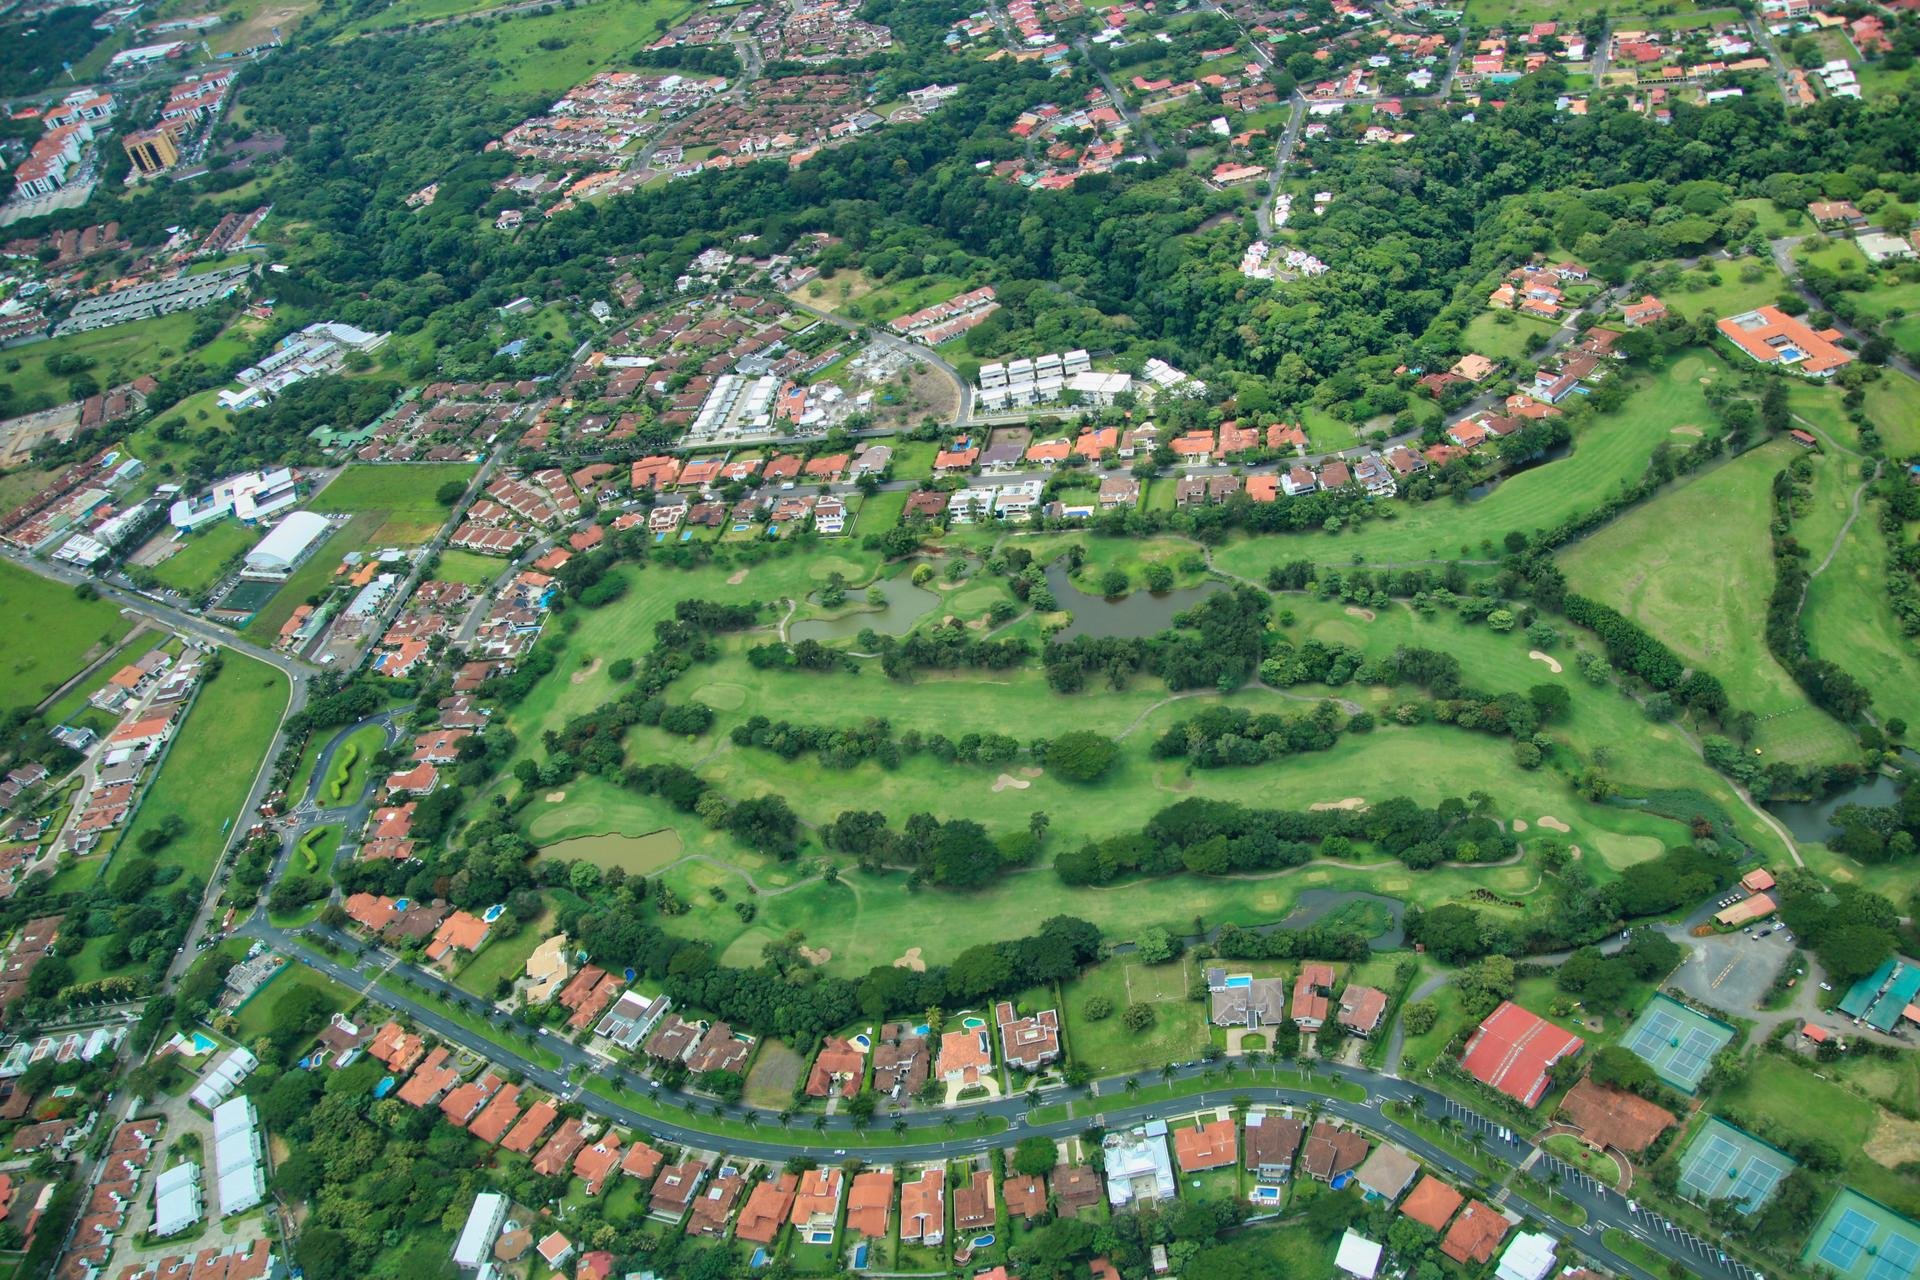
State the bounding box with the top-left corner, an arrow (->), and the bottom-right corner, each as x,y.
1868,965 -> 1920,1032
1840,958 -> 1898,1019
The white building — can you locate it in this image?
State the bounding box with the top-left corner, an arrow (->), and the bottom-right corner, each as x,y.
453,1191 -> 509,1270
152,1162 -> 203,1236
1335,1230 -> 1382,1279
169,468 -> 300,531
1495,1231 -> 1559,1280
212,1096 -> 266,1216
1103,1123 -> 1176,1208
242,511 -> 331,578
189,1046 -> 258,1111
220,322 -> 388,410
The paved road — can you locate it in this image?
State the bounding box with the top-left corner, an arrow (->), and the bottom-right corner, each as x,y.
1254,96 -> 1307,240
1769,235 -> 1920,383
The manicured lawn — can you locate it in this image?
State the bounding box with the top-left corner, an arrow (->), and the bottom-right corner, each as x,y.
1560,436 -> 1855,766
149,521 -> 260,595
308,723 -> 386,808
1213,350 -> 1729,571
232,963 -> 354,1053
0,561 -> 137,710
117,652 -> 289,880
41,628 -> 167,726
0,312 -> 198,412
312,463 -> 476,545
431,549 -> 508,587
443,0 -> 703,97
1716,1057 -> 1920,1217
1064,958 -> 1207,1077
1464,0 -> 1608,23
1656,258 -> 1791,321
453,912 -> 551,998
1299,406 -> 1361,454
1462,309 -> 1557,363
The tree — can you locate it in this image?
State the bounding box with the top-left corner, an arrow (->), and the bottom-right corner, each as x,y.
1123,1002 -> 1156,1032
436,479 -> 467,505
1402,1001 -> 1438,1035
1134,926 -> 1179,964
1046,731 -> 1119,783
1083,995 -> 1114,1020
1013,1135 -> 1058,1177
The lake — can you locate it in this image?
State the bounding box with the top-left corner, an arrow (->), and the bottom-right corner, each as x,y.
539,829 -> 684,874
1767,753 -> 1917,844
1046,561 -> 1225,640
788,575 -> 941,644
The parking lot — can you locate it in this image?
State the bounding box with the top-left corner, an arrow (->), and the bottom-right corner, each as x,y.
1665,922 -> 1796,1017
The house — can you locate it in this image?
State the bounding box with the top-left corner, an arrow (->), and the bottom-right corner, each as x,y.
1025,438 -> 1072,467
424,910 -> 490,964
1244,1112 -> 1304,1181
1495,1229 -> 1557,1280
574,1133 -> 624,1194
1170,430 -> 1215,463
1355,1144 -> 1419,1203
1281,466 -> 1318,497
996,1001 -> 1062,1072
686,1021 -> 750,1074
685,1170 -> 746,1237
937,1026 -> 992,1085
1004,1171 -> 1047,1222
1301,1122 -> 1369,1181
1460,1002 -> 1584,1107
1715,894 -> 1776,927
1807,200 -> 1867,228
1556,1078 -> 1674,1154
643,1013 -> 703,1063
1338,986 -> 1389,1037
1336,1231 -> 1384,1280
1173,1118 -> 1238,1173
621,1138 -> 664,1182
531,1117 -> 588,1176
900,1169 -> 946,1244
1246,475 -> 1279,503
902,490 -> 948,521
953,1168 -> 995,1233
1451,353 -> 1498,383
1401,1175 -> 1464,1232
501,1098 -> 559,1153
1099,476 -> 1140,508
1319,458 -> 1352,489
1292,963 -> 1334,1029
1716,307 -> 1853,377
650,1159 -> 707,1218
1103,1125 -> 1176,1207
847,1169 -> 894,1238
735,1174 -> 798,1244
1442,1200 -> 1511,1264
1211,975 -> 1287,1028
468,1085 -> 524,1144
806,1036 -> 865,1099
873,1022 -> 930,1098
1622,296 -> 1668,328
934,445 -> 979,474
1054,1162 -> 1104,1217
396,1048 -> 458,1108
536,1232 -> 574,1270
439,1071 -> 503,1127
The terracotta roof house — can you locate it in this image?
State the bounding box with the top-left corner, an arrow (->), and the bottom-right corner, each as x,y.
501,1097 -> 559,1154
650,1159 -> 707,1218
1715,893 -> 1777,927
734,1173 -> 799,1245
1004,1172 -> 1047,1222
873,1022 -> 929,1097
685,1170 -> 747,1237
468,1085 -> 524,1144
1244,1113 -> 1304,1180
1742,868 -> 1776,893
806,1036 -> 865,1099
953,1168 -> 995,1233
1293,963 -> 1334,1029
996,1001 -> 1062,1071
1319,458 -> 1352,488
1451,353 -> 1498,383
1556,1078 -> 1674,1154
439,1071 -> 503,1126
938,1027 -> 992,1084
574,1132 -> 624,1194
791,1166 -> 843,1235
1441,1199 -> 1511,1264
1460,1002 -> 1585,1107
397,1047 -> 459,1108
686,1021 -> 750,1074
1301,1122 -> 1369,1181
643,1013 -> 702,1063
847,1169 -> 894,1238
1339,985 -> 1390,1037
536,1232 -> 573,1269
1053,1162 -> 1104,1217
368,1022 -> 425,1074
1174,1118 -> 1238,1173
531,1117 -> 589,1176
900,1169 -> 946,1244
1716,306 -> 1853,377
425,910 -> 490,964
621,1138 -> 664,1182
1400,1175 -> 1464,1232
1622,296 -> 1667,328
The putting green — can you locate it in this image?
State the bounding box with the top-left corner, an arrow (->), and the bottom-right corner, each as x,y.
692,683 -> 748,711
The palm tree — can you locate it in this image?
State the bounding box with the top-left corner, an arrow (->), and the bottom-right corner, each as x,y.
893,1118 -> 909,1136
1124,1077 -> 1140,1095
778,1109 -> 793,1129
1025,1086 -> 1041,1110
744,1110 -> 760,1129
813,1114 -> 829,1132
1160,1062 -> 1176,1080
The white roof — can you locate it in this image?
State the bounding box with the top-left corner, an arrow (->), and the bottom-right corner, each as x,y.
1335,1230 -> 1383,1280
212,1096 -> 256,1140
246,511 -> 331,570
218,1162 -> 266,1216
454,1192 -> 509,1268
1495,1231 -> 1559,1280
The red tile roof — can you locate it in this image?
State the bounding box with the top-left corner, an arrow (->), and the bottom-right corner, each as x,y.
1460,1002 -> 1584,1107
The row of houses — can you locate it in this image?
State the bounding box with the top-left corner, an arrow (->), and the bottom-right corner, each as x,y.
1205,964 -> 1389,1036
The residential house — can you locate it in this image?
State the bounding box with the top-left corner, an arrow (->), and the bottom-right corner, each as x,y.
1099,475 -> 1140,508
1441,1200 -> 1511,1265
1622,295 -> 1667,328
1301,1122 -> 1369,1182
685,1170 -> 746,1237
1338,986 -> 1389,1037
650,1159 -> 707,1219
1292,964 -> 1334,1030
531,1117 -> 588,1176
643,1013 -> 703,1064
1400,1175 -> 1465,1233
1450,353 -> 1498,383
1355,1144 -> 1420,1203
1244,1112 -> 1304,1181
900,1169 -> 946,1245
995,1001 -> 1062,1072
1054,1162 -> 1104,1218
791,1167 -> 844,1238
953,1168 -> 995,1234
806,1036 -> 865,1099
621,1139 -> 664,1183
1003,1171 -> 1047,1223
937,1026 -> 993,1086
1211,975 -> 1287,1029
874,1022 -> 930,1099
1173,1118 -> 1238,1173
685,1022 -> 750,1075
847,1169 -> 894,1238
735,1174 -> 798,1245
574,1133 -> 624,1194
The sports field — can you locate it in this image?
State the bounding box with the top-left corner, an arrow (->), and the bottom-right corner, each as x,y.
1678,1117 -> 1796,1215
312,463 -> 477,546
149,521 -> 260,595
0,561 -> 137,710
1621,995 -> 1734,1093
1806,1190 -> 1920,1280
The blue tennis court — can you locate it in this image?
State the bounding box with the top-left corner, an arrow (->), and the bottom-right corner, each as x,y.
1678,1118 -> 1794,1215
1623,995 -> 1736,1093
1807,1190 -> 1920,1280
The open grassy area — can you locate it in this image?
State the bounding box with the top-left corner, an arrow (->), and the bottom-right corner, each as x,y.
439,0 -> 702,97
312,463 -> 475,546
304,722 -> 386,807
149,521 -> 260,595
1462,309 -> 1558,363
1064,957 -> 1206,1076
1656,257 -> 1792,321
232,962 -> 354,1053
117,651 -> 289,880
0,562 -> 137,710
1298,406 -> 1361,454
1214,350 -> 1732,571
1560,436 -> 1855,766
0,312 -> 198,412
1464,0 -> 1610,24
453,911 -> 552,997
1716,1056 -> 1920,1217
839,275 -> 968,326
429,549 -> 506,587
41,628 -> 167,726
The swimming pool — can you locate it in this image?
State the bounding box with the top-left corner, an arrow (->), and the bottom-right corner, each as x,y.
481,903 -> 505,923
962,1016 -> 986,1030
373,1075 -> 396,1099
749,1247 -> 768,1269
851,1033 -> 871,1050
852,1243 -> 869,1269
808,1229 -> 833,1244
913,1023 -> 929,1036
188,1031 -> 218,1054
1223,974 -> 1252,989
971,1234 -> 995,1248
393,897 -> 411,911
1250,1185 -> 1282,1204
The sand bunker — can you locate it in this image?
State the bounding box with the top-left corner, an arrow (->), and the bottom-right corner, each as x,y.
1311,797 -> 1368,812
1511,819 -> 1529,833
992,773 -> 1032,792
1537,815 -> 1571,833
1019,766 -> 1043,778
727,568 -> 750,585
1671,425 -> 1703,437
1345,606 -> 1377,621
798,945 -> 832,966
570,658 -> 602,685
893,947 -> 927,972
545,791 -> 566,803
1528,650 -> 1563,673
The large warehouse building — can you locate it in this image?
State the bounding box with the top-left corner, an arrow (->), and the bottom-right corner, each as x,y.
242,510 -> 331,578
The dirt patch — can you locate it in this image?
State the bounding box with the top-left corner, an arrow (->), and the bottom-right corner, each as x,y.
727,568 -> 750,585
1528,650 -> 1563,673
966,616 -> 989,631
1568,844 -> 1582,859
893,946 -> 927,972
1511,819 -> 1529,833
1344,606 -> 1377,621
545,791 -> 567,803
798,945 -> 832,966
1537,815 -> 1571,833
1864,1109 -> 1920,1169
1671,425 -> 1704,437
991,773 -> 1032,792
570,657 -> 602,685
1310,796 -> 1368,811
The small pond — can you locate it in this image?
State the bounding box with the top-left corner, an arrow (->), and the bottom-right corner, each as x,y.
1464,438 -> 1574,500
789,575 -> 941,643
1045,562 -> 1223,640
539,829 -> 685,874
1767,752 -> 1918,843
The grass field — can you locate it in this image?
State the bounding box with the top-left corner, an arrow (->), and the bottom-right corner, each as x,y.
1298,406 -> 1362,454
312,463 -> 475,545
41,628 -> 167,726
1657,258 -> 1791,321
441,0 -> 702,97
429,549 -> 506,587
1214,351 -> 1731,572
149,521 -> 259,595
308,722 -> 386,807
1560,436 -> 1855,766
744,1038 -> 806,1109
117,652 -> 288,880
1462,309 -> 1557,363
232,962 -> 353,1055
453,912 -> 552,997
839,275 -> 969,326
0,312 -> 198,412
1717,1058 -> 1920,1217
1064,957 -> 1205,1076
0,562 -> 137,710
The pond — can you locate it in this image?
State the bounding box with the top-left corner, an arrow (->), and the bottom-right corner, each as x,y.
1767,752 -> 1918,844
788,575 -> 940,644
1045,562 -> 1224,640
539,829 -> 684,874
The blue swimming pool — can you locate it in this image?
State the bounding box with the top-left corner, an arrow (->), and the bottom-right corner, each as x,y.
962,1016 -> 986,1030
188,1031 -> 218,1054
1250,1185 -> 1281,1204
852,1033 -> 871,1050
373,1075 -> 396,1098
971,1234 -> 995,1249
481,903 -> 504,922
808,1229 -> 833,1244
749,1247 -> 768,1269
852,1243 -> 869,1269
1224,974 -> 1251,989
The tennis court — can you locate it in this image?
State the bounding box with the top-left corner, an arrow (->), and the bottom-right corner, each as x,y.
1622,994 -> 1735,1092
1805,1190 -> 1920,1280
1678,1118 -> 1795,1215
